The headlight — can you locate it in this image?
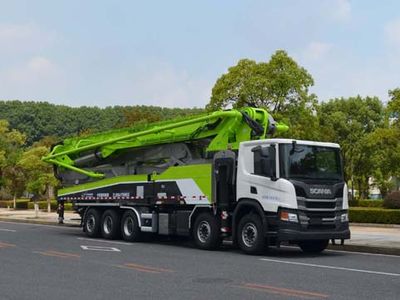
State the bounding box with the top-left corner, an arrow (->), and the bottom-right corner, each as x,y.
341,213 -> 349,222
280,211 -> 298,223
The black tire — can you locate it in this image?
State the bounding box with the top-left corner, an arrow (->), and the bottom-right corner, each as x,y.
237,214 -> 266,255
100,209 -> 121,240
299,240 -> 329,254
193,213 -> 221,250
121,210 -> 142,242
84,208 -> 101,238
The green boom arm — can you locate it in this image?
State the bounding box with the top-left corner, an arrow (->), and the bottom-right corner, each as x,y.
43,107 -> 288,178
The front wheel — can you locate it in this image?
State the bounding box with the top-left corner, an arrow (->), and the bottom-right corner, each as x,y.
237,214 -> 266,255
298,240 -> 329,254
193,213 -> 221,250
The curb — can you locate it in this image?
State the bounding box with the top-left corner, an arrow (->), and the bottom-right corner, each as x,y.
0,217 -> 80,227
327,244 -> 400,256
350,222 -> 400,229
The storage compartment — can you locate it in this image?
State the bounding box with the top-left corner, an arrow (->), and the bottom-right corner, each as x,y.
176,211 -> 191,236
158,211 -> 191,236
158,213 -> 175,235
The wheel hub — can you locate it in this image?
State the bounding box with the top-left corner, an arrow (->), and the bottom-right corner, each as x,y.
103,216 -> 113,234
87,215 -> 96,232
124,217 -> 134,237
197,221 -> 211,243
242,223 -> 258,248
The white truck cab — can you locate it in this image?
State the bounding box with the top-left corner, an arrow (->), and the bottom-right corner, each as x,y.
234,139 -> 350,252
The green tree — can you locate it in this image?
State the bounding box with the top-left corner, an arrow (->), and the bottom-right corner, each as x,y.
206,50 -> 318,140
207,50 -> 315,113
388,88 -> 400,125
365,128 -> 400,197
318,96 -> 385,198
19,145 -> 58,211
0,120 -> 26,205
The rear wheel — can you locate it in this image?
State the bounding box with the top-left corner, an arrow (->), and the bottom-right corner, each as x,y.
237,214 -> 266,255
84,208 -> 101,238
299,240 -> 329,254
193,213 -> 221,250
101,209 -> 121,240
121,210 -> 142,242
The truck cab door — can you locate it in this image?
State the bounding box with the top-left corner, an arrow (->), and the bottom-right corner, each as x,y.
246,144 -> 282,210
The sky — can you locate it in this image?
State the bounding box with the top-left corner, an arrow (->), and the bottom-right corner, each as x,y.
0,0 -> 399,108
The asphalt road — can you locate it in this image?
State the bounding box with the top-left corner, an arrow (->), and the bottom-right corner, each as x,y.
0,221 -> 399,300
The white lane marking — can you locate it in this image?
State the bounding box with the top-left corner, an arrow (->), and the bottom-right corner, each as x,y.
77,237 -> 132,245
280,245 -> 400,259
260,258 -> 400,277
81,245 -> 121,252
325,248 -> 400,258
0,228 -> 16,232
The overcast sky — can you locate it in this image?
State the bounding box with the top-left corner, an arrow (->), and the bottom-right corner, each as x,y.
0,0 -> 399,108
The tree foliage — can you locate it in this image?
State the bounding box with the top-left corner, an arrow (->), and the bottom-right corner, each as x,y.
388,88 -> 400,125
207,50 -> 319,141
0,120 -> 26,200
0,101 -> 203,145
18,145 -> 58,199
207,50 -> 315,114
318,96 -> 385,198
365,128 -> 400,197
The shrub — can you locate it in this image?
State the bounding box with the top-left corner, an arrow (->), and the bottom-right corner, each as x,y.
0,200 -> 13,208
349,199 -> 383,208
28,201 -> 57,211
0,199 -> 30,209
383,191 -> 400,209
349,207 -> 400,224
348,199 -> 358,207
15,200 -> 29,209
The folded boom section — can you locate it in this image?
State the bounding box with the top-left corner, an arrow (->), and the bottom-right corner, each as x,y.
43,107 -> 288,186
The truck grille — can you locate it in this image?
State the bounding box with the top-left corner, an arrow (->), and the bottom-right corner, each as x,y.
305,200 -> 336,209
297,196 -> 342,211
297,196 -> 343,230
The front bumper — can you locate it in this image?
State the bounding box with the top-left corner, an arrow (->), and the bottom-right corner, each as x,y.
277,227 -> 350,241
273,208 -> 351,242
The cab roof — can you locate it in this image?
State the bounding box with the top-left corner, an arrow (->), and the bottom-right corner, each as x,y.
240,138 -> 340,149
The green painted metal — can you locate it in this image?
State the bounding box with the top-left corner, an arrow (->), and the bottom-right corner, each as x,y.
43,107 -> 287,179
46,158 -> 105,178
155,164 -> 212,200
58,174 -> 148,196
58,164 -> 213,202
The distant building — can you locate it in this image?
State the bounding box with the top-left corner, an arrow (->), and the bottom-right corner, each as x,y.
368,177 -> 400,199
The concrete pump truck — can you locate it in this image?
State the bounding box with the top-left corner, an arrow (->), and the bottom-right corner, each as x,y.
43,107 -> 350,254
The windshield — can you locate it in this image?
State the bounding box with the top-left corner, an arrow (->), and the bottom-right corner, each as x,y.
279,144 -> 343,182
